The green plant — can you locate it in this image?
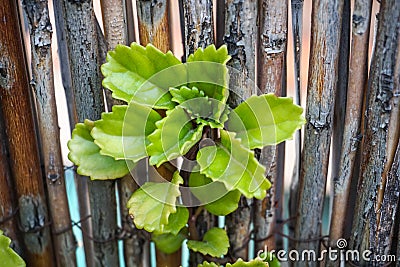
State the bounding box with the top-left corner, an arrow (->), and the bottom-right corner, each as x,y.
0,230 -> 25,267
68,43 -> 305,265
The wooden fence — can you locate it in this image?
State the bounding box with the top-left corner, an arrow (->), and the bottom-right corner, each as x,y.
0,0 -> 399,266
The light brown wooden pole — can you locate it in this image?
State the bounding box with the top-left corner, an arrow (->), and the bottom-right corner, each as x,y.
294,0 -> 344,265
22,1 -> 77,266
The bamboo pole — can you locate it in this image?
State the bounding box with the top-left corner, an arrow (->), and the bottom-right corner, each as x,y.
136,1 -> 179,265
22,1 -> 77,266
294,0 -> 344,264
180,1 -> 218,265
56,0 -> 120,266
221,0 -> 257,260
0,109 -> 21,254
329,0 -> 372,252
350,0 -> 400,262
0,1 -> 55,265
288,0 -> 303,250
255,0 -> 288,252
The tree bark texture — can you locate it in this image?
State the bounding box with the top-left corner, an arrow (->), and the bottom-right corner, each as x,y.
0,108 -> 21,254
288,0 -> 303,250
0,0 -> 55,265
100,0 -> 128,110
350,0 -> 400,263
181,0 -> 214,59
60,0 -> 119,266
256,0 -> 288,252
329,0 -> 372,252
137,0 -> 170,53
294,0 -> 344,265
221,0 -> 257,260
22,1 -> 77,266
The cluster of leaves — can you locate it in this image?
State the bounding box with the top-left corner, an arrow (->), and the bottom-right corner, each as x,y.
0,230 -> 25,267
68,43 -> 305,264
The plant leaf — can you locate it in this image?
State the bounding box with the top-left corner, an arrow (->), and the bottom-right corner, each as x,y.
187,227 -> 229,257
189,172 -> 241,216
156,206 -> 189,235
197,130 -> 271,199
91,104 -> 161,161
0,230 -> 25,267
170,86 -> 229,128
187,45 -> 230,119
226,94 -> 306,148
152,227 -> 188,254
227,258 -> 268,267
147,106 -> 204,167
127,171 -> 183,233
101,43 -> 182,108
258,252 -> 281,267
197,262 -> 219,267
68,121 -> 130,180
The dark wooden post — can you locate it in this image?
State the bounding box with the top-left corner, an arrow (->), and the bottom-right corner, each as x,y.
350,0 -> 400,263
0,0 -> 55,265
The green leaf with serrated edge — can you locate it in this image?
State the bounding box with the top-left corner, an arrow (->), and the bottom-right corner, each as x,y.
187,45 -> 230,120
170,86 -> 205,104
127,171 -> 183,233
0,230 -> 25,267
68,121 -> 130,180
197,262 -> 219,267
91,104 -> 161,161
101,43 -> 183,108
225,94 -> 306,149
156,206 -> 189,235
187,227 -> 229,257
189,172 -> 240,216
170,86 -> 229,128
197,130 -> 271,199
227,258 -> 268,267
152,227 -> 188,254
258,252 -> 281,267
147,106 -> 204,167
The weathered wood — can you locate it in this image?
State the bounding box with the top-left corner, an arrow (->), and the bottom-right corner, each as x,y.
137,0 -> 170,53
22,1 -> 77,266
294,0 -> 344,264
0,109 -> 21,254
329,0 -> 372,252
350,0 -> 400,262
181,0 -> 214,58
125,0 -> 136,44
0,0 -> 55,265
59,0 -> 119,266
136,2 -> 180,265
256,0 -> 287,252
288,0 -> 303,250
222,0 -> 257,260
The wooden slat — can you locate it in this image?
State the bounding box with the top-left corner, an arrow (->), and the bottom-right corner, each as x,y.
56,0 -> 119,266
0,109 -> 21,254
288,0 -> 303,250
222,0 -> 258,260
0,0 -> 55,265
329,0 -> 372,251
22,0 -> 77,266
256,0 -> 288,252
350,0 -> 400,262
294,1 -> 344,265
